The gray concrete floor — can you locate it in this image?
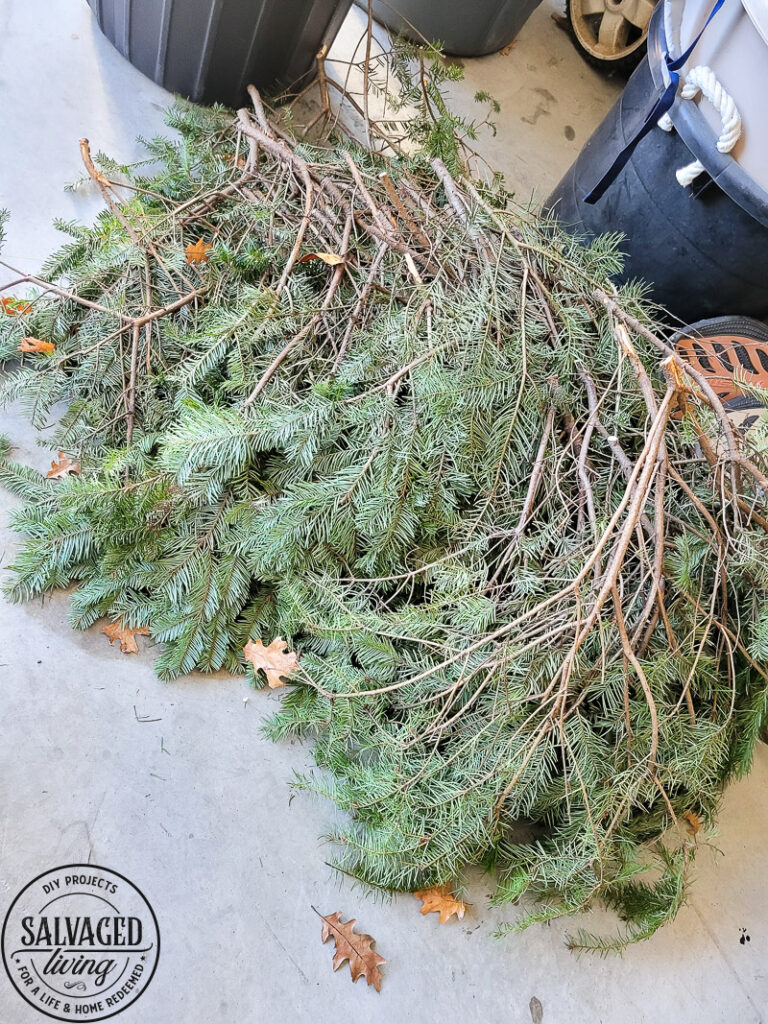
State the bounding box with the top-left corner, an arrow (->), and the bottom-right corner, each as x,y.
0,2 -> 766,1022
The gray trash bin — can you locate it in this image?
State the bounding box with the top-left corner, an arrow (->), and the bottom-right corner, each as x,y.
87,0 -> 353,107
355,0 -> 543,56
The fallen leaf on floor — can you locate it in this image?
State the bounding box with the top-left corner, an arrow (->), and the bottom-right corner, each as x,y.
185,238 -> 213,264
102,621 -> 150,654
1,296 -> 32,315
19,336 -> 55,355
500,41 -> 517,54
530,995 -> 544,1023
683,810 -> 702,835
243,636 -> 299,688
298,251 -> 345,266
47,452 -> 81,478
414,884 -> 467,923
320,911 -> 386,992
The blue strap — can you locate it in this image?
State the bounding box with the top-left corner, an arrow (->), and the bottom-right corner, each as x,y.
584,0 -> 727,204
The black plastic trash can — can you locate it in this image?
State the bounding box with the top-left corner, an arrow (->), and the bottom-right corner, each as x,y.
544,4 -> 768,324
87,0 -> 353,107
355,0 -> 543,56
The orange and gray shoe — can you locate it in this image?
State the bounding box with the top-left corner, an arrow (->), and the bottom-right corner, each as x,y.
673,316 -> 768,429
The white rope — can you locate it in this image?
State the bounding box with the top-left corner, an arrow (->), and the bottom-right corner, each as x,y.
674,66 -> 742,185
657,65 -> 742,187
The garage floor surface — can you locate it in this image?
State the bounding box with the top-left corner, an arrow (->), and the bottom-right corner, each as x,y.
1,2 -> 766,1023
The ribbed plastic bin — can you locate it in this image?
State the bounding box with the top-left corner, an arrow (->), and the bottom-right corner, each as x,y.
544,3 -> 768,324
355,0 -> 543,56
87,0 -> 353,107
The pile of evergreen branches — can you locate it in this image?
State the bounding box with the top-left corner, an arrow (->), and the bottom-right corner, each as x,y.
2,81 -> 768,951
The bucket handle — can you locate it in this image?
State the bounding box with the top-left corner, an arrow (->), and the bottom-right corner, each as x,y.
658,65 -> 742,187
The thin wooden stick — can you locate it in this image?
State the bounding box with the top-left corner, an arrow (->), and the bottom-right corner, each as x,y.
379,171 -> 430,247
243,214 -> 353,405
126,321 -> 140,444
0,260 -> 133,321
80,138 -> 191,296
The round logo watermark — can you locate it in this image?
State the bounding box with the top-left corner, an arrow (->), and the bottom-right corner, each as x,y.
2,865 -> 160,1022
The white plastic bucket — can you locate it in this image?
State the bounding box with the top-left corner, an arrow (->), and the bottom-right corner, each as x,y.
663,0 -> 768,191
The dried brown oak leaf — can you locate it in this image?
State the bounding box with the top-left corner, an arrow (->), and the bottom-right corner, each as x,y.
102,621 -> 150,654
47,452 -> 81,478
320,912 -> 386,992
683,811 -> 702,835
19,336 -> 55,355
1,296 -> 32,316
297,251 -> 345,266
185,238 -> 213,264
243,636 -> 298,688
413,884 -> 467,923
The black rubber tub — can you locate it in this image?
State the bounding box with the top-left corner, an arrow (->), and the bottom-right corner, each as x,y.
544,4 -> 768,324
355,0 -> 542,56
87,0 -> 353,107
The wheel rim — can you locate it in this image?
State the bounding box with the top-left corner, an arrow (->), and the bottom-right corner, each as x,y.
569,0 -> 656,63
